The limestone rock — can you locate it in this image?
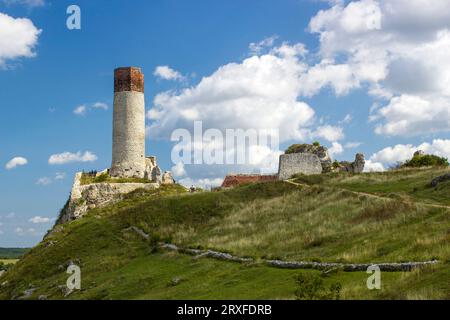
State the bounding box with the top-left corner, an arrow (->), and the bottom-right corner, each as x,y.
338,153 -> 365,173
162,171 -> 175,185
56,173 -> 159,224
431,173 -> 450,187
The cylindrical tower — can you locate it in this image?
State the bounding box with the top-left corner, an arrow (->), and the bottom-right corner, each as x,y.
110,67 -> 146,178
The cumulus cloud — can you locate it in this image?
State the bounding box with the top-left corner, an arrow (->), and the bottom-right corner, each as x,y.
5,156 -> 27,169
328,142 -> 344,157
29,216 -> 51,224
366,139 -> 450,170
153,65 -> 184,81
0,12 -> 41,67
48,151 -> 97,165
308,0 -> 450,136
147,44 -> 317,142
313,125 -> 344,142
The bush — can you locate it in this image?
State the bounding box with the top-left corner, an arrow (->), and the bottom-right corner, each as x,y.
294,273 -> 341,300
313,141 -> 320,147
402,154 -> 449,168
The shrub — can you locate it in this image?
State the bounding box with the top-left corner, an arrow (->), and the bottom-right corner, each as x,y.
294,273 -> 341,300
313,141 -> 320,147
402,154 -> 449,168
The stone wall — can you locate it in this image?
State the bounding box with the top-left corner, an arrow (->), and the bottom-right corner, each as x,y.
278,153 -> 323,180
57,172 -> 159,224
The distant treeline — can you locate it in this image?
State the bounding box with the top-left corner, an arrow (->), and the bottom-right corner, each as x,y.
0,248 -> 29,259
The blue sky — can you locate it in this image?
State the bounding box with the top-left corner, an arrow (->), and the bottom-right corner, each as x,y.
1,0 -> 450,247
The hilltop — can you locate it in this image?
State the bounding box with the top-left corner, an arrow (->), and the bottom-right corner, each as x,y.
0,168 -> 449,300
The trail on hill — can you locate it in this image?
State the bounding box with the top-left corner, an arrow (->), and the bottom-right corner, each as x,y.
284,179 -> 450,210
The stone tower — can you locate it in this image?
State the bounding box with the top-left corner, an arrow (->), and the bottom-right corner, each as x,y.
110,67 -> 146,178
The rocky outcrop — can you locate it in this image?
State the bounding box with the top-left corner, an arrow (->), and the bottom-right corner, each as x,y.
159,242 -> 439,272
337,153 -> 365,173
162,171 -> 175,185
56,173 -> 159,224
431,173 -> 450,187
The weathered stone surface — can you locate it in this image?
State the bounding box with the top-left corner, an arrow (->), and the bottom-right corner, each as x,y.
159,242 -> 439,272
57,173 -> 159,224
338,153 -> 365,173
285,144 -> 333,172
278,153 -> 322,180
431,173 -> 450,187
162,171 -> 175,185
110,90 -> 146,178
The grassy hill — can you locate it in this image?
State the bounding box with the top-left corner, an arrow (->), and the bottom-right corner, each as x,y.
0,168 -> 449,300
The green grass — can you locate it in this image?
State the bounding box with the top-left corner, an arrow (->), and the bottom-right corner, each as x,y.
80,173 -> 152,185
0,170 -> 449,300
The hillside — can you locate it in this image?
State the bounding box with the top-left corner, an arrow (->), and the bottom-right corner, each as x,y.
0,168 -> 449,300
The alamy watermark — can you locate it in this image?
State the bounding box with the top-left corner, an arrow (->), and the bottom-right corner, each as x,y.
171,121 -> 279,168
366,265 -> 381,290
66,5 -> 81,30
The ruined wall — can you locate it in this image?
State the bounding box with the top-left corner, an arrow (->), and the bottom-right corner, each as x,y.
278,153 -> 323,180
110,67 -> 146,178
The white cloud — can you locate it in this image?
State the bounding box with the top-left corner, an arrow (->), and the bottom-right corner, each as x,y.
1,0 -> 45,7
308,0 -> 450,136
344,141 -> 362,149
48,151 -> 97,165
374,95 -> 450,136
74,102 -> 108,116
249,35 -> 278,54
147,44 -> 317,143
171,162 -> 186,178
55,172 -> 66,180
5,156 -> 27,169
29,216 -> 51,224
368,139 -> 450,168
313,125 -> 344,142
73,105 -> 87,116
92,102 -> 108,110
15,227 -> 40,236
178,177 -> 224,190
0,12 -> 41,67
363,160 -> 385,172
36,177 -> 51,186
328,142 -> 344,157
153,65 -> 184,81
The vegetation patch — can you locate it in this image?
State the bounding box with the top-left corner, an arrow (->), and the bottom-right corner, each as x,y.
80,173 -> 152,185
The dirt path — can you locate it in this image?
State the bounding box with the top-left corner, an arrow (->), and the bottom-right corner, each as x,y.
284,179 -> 450,210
